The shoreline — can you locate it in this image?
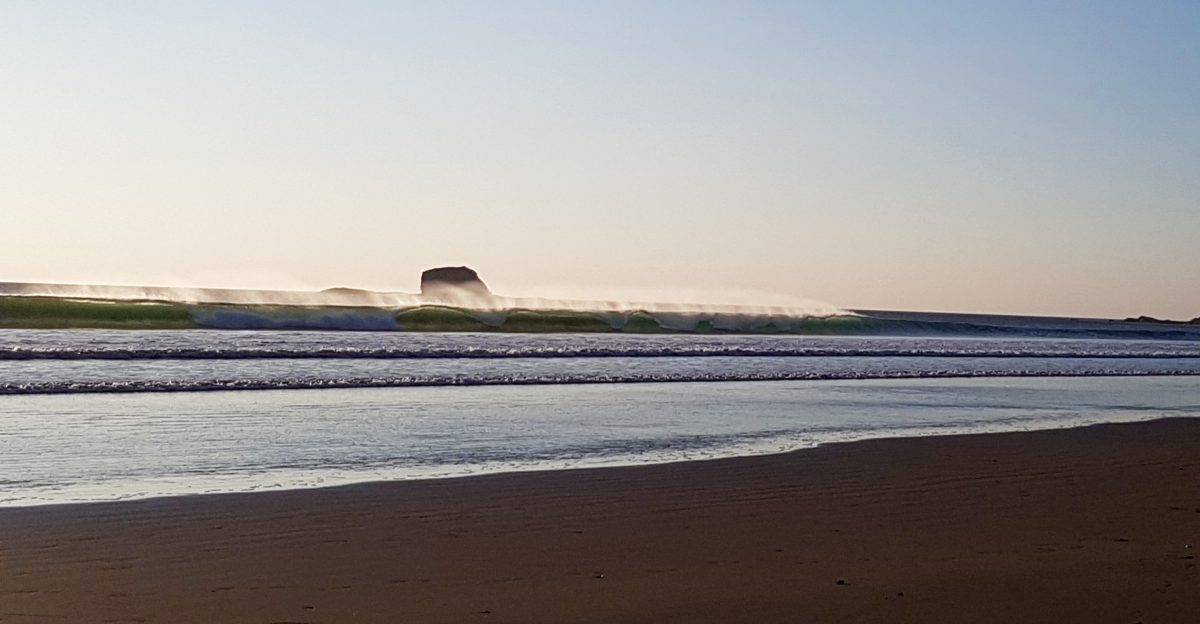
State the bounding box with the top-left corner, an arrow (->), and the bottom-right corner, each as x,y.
3,418 -> 1198,623
0,408 -> 1173,509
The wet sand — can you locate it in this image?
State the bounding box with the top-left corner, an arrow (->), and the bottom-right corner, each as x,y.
2,418 -> 1198,623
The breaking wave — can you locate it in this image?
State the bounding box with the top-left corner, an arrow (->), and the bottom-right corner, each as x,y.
4,343 -> 1200,360
3,294 -> 1200,341
3,367 -> 1199,395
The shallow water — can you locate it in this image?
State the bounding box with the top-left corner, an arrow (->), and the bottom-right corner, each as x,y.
2,373 -> 1198,506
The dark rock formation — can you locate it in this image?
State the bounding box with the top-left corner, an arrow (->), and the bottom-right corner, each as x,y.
1124,315 -> 1200,325
420,266 -> 492,298
1124,315 -> 1168,324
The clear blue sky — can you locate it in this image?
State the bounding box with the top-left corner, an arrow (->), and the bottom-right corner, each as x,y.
2,1 -> 1197,318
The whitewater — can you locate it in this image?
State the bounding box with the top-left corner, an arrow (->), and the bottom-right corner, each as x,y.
1,331 -> 1200,396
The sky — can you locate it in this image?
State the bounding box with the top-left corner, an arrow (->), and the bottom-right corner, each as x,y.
1,1 -> 1198,319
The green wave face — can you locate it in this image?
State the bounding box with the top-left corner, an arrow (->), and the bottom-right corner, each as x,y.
499,310 -> 617,332
0,296 -> 195,329
0,295 -> 875,334
395,306 -> 492,331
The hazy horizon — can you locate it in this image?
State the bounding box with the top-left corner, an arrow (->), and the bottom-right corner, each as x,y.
3,2 -> 1198,319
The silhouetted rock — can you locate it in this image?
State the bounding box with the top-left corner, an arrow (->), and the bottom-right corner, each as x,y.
420,266 -> 491,298
1124,315 -> 1200,325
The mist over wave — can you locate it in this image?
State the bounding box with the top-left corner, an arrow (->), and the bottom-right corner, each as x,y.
0,280 -> 843,317
0,269 -> 856,334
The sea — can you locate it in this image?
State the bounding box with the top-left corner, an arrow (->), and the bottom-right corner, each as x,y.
2,310 -> 1199,507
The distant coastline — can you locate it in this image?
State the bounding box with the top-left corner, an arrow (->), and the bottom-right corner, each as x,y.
1124,315 -> 1200,325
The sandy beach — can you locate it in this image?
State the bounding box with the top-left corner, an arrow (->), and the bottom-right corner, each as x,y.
2,418 -> 1197,623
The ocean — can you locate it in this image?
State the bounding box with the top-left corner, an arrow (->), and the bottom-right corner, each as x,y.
2,310 -> 1198,506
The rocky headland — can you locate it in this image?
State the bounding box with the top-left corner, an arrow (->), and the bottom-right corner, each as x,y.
419,266 -> 493,299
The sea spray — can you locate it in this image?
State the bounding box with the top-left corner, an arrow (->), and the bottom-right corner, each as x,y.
0,279 -> 845,318
0,275 -> 851,332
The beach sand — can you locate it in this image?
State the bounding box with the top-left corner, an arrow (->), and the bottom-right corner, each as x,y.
2,418 -> 1197,623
